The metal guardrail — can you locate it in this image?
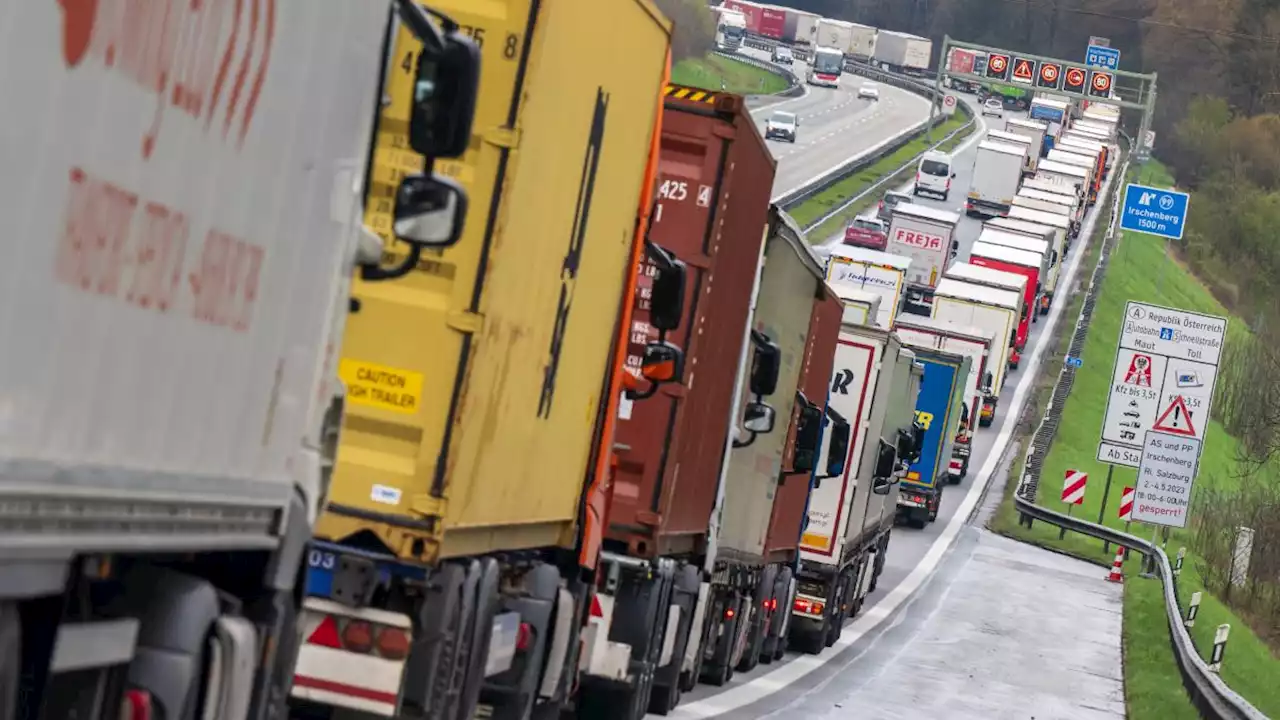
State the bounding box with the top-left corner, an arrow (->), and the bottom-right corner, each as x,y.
1008,155 -> 1270,720
710,49 -> 804,98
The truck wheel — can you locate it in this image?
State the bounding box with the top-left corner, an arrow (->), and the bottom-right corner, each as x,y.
457,559 -> 501,720
929,489 -> 942,523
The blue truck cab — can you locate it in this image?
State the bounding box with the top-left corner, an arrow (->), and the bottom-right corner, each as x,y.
894,346 -> 971,528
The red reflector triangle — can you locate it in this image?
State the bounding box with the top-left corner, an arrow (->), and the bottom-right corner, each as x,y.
590,596 -> 604,618
307,615 -> 343,648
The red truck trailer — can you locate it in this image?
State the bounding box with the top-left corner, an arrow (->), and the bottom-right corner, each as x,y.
722,0 -> 763,34
596,83 -> 777,714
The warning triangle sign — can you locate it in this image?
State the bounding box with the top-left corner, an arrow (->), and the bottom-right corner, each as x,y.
1013,58 -> 1034,80
1152,396 -> 1197,436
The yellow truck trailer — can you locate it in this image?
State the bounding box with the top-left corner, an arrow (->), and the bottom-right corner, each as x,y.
290,2 -> 685,719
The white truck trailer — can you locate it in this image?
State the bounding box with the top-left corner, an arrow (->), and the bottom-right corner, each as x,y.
825,246 -> 911,330
873,30 -> 932,74
1005,118 -> 1049,166
814,19 -> 856,56
0,1 -> 468,717
846,23 -> 879,61
1036,161 -> 1091,208
887,204 -> 961,316
966,141 -> 1028,218
988,129 -> 1038,175
796,319 -> 921,652
931,279 -> 1021,427
1007,204 -> 1072,257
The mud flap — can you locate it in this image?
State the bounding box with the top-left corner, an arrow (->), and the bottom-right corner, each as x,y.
482,563 -> 560,720
648,564 -> 698,715
402,562 -> 471,718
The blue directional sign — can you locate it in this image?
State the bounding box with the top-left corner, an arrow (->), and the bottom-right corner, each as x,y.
1086,44 -> 1120,70
1065,356 -> 1084,368
1120,184 -> 1191,240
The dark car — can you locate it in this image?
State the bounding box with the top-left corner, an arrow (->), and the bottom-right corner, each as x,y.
877,190 -> 912,223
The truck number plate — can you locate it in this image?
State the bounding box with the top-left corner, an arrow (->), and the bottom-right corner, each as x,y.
305,549 -> 338,597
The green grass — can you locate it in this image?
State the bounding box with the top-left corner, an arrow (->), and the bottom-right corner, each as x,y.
670,54 -> 789,96
988,160 -> 1280,718
789,113 -> 975,243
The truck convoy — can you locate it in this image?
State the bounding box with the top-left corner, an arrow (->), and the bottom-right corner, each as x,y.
0,1 -> 482,718
0,0 -> 1123,712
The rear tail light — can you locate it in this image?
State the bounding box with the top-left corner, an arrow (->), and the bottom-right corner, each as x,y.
376,627 -> 411,660
122,690 -> 152,720
725,607 -> 736,620
306,613 -> 412,659
341,620 -> 374,654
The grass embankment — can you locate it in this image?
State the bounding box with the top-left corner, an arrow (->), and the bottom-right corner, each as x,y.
789,112 -> 975,243
988,161 -> 1280,718
670,54 -> 789,96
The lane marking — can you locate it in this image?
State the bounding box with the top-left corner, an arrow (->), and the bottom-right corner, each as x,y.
666,122 -> 1120,720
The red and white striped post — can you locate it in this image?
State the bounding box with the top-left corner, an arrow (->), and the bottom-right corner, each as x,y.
1060,469 -> 1087,539
1118,486 -> 1134,559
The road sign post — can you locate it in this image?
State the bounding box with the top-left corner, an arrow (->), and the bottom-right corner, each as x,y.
1098,301 -> 1227,468
1120,184 -> 1190,240
941,93 -> 958,116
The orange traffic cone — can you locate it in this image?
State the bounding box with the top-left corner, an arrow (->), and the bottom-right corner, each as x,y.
1106,546 -> 1125,583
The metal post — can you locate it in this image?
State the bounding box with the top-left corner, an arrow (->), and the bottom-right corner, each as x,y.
929,36 -> 949,144
1097,464 -> 1115,553
1140,523 -> 1159,578
1058,503 -> 1073,540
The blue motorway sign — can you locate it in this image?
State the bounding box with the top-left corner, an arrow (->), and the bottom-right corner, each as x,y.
1120,184 -> 1191,240
1065,356 -> 1084,368
1086,44 -> 1120,70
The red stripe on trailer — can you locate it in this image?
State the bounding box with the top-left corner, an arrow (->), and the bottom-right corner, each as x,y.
1118,486 -> 1135,520
1061,469 -> 1087,505
292,675 -> 400,705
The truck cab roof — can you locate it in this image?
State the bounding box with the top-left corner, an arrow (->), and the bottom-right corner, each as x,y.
828,245 -> 913,269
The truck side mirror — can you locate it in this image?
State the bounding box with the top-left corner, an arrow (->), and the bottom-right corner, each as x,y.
640,341 -> 683,384
824,414 -> 851,479
749,332 -> 781,397
872,439 -> 897,494
394,174 -> 468,248
406,18 -> 481,159
647,245 -> 687,333
744,402 -> 776,434
792,400 -> 824,474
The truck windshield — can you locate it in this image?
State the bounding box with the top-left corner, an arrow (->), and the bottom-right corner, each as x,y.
721,23 -> 744,39
813,50 -> 843,76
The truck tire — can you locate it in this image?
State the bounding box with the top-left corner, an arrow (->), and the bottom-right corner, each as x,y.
402,563 -> 469,720
649,564 -> 698,716
928,487 -> 942,523
457,559 -> 500,720
736,567 -> 776,673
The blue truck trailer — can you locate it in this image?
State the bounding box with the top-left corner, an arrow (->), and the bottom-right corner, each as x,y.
894,346 -> 971,528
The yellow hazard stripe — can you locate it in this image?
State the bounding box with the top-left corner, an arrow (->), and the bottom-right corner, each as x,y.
663,84 -> 716,104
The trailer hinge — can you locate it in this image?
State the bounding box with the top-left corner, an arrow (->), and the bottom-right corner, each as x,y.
410,493 -> 447,520
484,127 -> 520,149
446,310 -> 485,335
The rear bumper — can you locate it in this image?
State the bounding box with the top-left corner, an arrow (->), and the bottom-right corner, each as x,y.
965,197 -> 1010,216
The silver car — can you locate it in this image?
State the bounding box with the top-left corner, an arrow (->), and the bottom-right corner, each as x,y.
982,98 -> 1004,118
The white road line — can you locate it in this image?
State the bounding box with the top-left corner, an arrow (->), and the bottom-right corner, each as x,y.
666,131 -> 1121,720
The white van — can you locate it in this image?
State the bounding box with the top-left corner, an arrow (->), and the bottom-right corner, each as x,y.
915,151 -> 956,200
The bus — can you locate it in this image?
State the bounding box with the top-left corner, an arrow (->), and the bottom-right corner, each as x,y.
808,46 -> 844,88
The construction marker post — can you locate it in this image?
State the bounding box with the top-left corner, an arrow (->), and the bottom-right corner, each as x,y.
1209,624 -> 1230,673
1112,483 -> 1133,556
1185,591 -> 1202,627
1060,469 -> 1087,540
1097,464 -> 1115,552
1174,547 -> 1185,577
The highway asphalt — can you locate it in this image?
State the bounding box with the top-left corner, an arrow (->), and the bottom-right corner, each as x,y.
734,49 -> 931,201
657,90 -> 1127,719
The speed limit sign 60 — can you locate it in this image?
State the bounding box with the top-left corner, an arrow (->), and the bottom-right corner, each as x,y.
941,93 -> 958,116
